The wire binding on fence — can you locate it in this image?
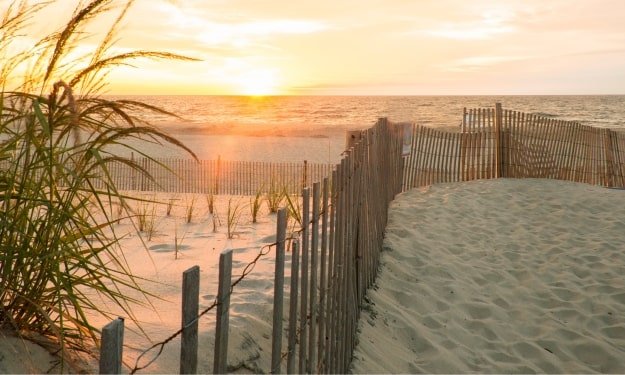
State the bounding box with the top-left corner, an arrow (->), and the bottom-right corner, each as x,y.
127,225 -> 316,374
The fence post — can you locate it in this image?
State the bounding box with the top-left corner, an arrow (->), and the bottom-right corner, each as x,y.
141,157 -> 148,191
286,240 -> 300,374
495,102 -> 504,178
308,182 -> 320,372
215,155 -> 221,195
345,130 -> 362,150
604,129 -> 615,187
271,208 -> 288,373
131,152 -> 137,190
302,160 -> 308,190
99,317 -> 124,374
180,266 -> 200,374
213,249 -> 233,374
317,177 -> 329,372
299,187 -> 310,373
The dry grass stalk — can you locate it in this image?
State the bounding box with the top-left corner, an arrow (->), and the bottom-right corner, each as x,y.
250,185 -> 264,223
0,0 -> 198,365
226,197 -> 245,239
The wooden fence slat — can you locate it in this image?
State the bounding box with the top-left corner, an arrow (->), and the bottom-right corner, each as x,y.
299,187 -> 310,373
271,209 -> 288,373
99,318 -> 124,374
327,168 -> 338,373
213,249 -> 233,374
308,182 -> 321,372
335,159 -> 347,373
317,177 -> 329,372
559,120 -> 575,181
286,240 -> 300,374
435,129 -> 445,184
180,266 -> 200,374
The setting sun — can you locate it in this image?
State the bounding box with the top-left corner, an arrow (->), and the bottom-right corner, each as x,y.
233,69 -> 281,96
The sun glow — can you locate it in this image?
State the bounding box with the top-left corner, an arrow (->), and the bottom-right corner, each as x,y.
233,69 -> 281,96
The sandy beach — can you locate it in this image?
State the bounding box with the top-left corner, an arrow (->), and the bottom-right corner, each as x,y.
351,178 -> 625,373
3,0 -> 625,372
3,140 -> 625,373
0,189 -> 288,373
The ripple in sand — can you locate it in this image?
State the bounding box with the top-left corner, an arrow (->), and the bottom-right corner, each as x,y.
601,325 -> 625,340
573,341 -> 620,372
611,292 -> 625,305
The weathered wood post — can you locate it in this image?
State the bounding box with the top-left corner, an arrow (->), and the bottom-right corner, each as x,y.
495,102 -> 504,178
462,107 -> 467,133
271,208 -> 288,373
286,240 -> 300,374
213,249 -> 233,374
299,187 -> 310,373
317,177 -> 329,372
131,152 -> 137,190
345,130 -> 362,151
180,266 -> 200,374
140,157 -> 148,191
308,182 -> 321,372
215,155 -> 221,195
604,128 -> 615,187
99,318 -> 124,374
302,160 -> 309,190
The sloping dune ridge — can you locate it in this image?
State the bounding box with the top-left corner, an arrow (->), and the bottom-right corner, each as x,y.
351,178 -> 625,373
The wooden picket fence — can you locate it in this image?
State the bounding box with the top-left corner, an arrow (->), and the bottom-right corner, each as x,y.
97,103 -> 625,373
102,157 -> 332,195
403,103 -> 625,189
98,118 -> 404,374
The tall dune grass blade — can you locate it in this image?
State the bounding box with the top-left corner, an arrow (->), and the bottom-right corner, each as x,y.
250,185 -> 264,223
0,0 -> 197,366
265,176 -> 283,213
226,197 -> 244,239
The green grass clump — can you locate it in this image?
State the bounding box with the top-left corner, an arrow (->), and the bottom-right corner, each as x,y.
284,188 -> 302,227
226,197 -> 245,239
265,177 -> 284,213
250,185 -> 264,223
0,0 -> 198,364
185,195 -> 197,224
206,192 -> 215,215
135,198 -> 158,241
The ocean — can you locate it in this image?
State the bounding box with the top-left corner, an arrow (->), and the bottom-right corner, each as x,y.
110,95 -> 625,163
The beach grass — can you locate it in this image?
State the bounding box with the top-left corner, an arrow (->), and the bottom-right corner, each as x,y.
0,0 -> 197,365
265,176 -> 284,213
250,185 -> 264,223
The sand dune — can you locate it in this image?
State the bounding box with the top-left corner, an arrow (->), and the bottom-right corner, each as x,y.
351,178 -> 625,373
0,192 -> 287,373
5,174 -> 625,373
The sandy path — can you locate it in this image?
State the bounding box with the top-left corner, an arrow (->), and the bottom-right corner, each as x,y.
351,178 -> 625,373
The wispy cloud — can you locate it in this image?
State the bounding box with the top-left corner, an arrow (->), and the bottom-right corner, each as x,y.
154,2 -> 328,49
443,55 -> 531,72
80,0 -> 625,94
426,23 -> 515,40
423,9 -> 517,40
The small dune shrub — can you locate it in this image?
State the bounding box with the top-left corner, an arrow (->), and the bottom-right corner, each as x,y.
0,0 -> 197,362
185,195 -> 197,224
265,177 -> 284,213
226,197 -> 245,239
250,185 -> 264,223
206,192 -> 215,215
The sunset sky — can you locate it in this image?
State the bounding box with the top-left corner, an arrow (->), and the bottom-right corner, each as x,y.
9,0 -> 625,95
